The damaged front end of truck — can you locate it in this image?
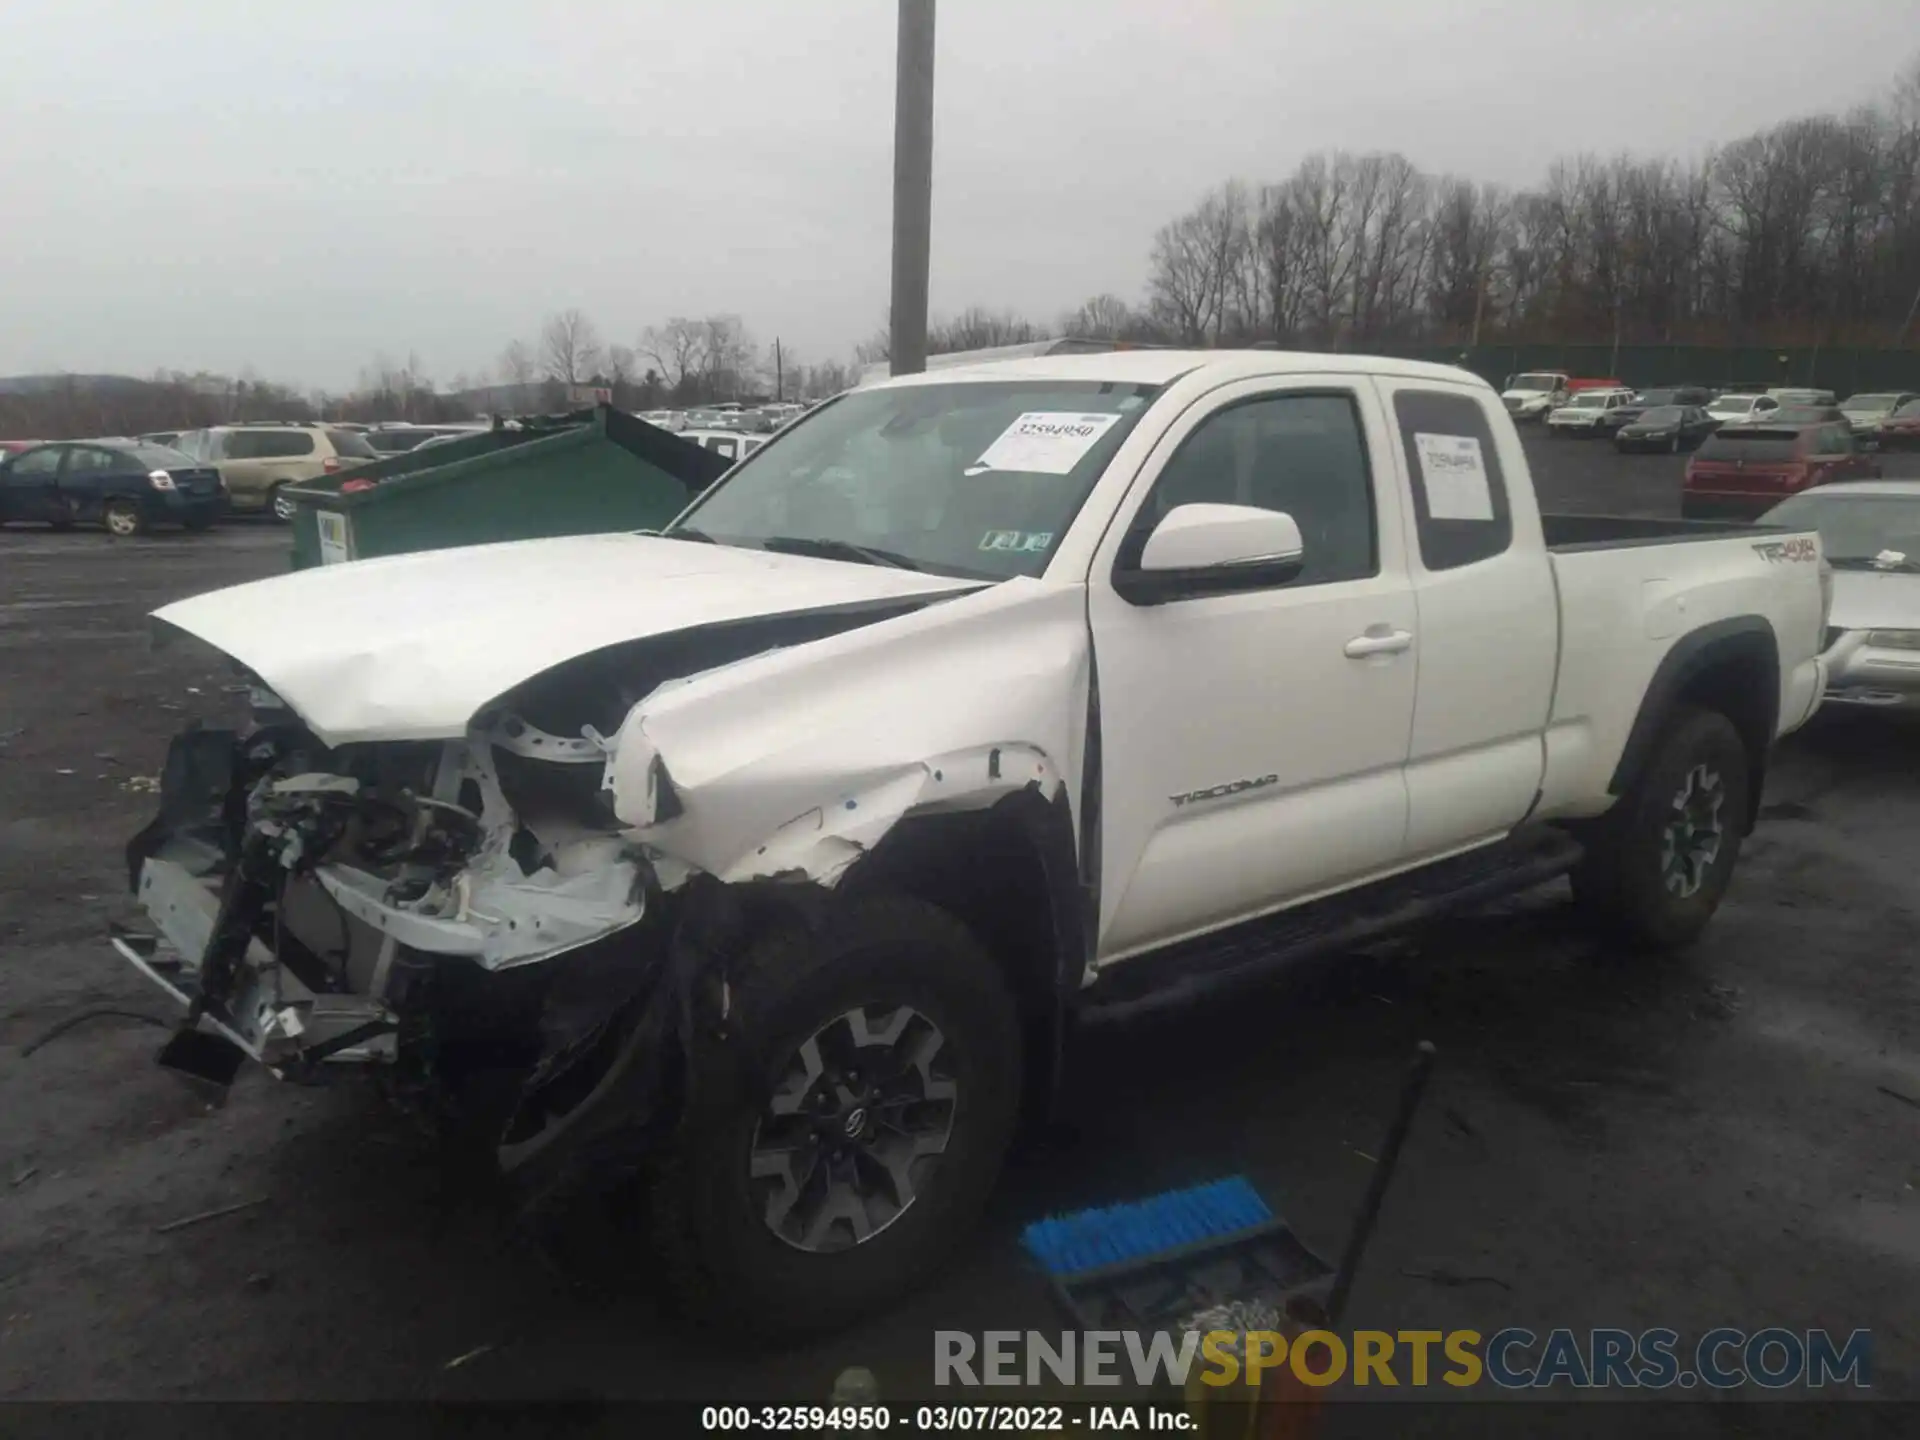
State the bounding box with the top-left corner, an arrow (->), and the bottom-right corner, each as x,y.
114,554 -> 1090,1222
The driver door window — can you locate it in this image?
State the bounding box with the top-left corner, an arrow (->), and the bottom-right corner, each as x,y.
1123,392 -> 1377,588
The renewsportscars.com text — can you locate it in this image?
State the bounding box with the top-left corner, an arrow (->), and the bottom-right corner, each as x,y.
935,1327 -> 1872,1391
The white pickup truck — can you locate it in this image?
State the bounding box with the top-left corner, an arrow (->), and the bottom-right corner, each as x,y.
116,350 -> 1829,1337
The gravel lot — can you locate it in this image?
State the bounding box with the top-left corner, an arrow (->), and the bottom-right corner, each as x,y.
3,438 -> 1919,1422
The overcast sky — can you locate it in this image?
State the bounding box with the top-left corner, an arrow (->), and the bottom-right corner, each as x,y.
1,0 -> 1912,390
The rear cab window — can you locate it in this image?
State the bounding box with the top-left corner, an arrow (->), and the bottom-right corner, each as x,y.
1391,389 -> 1512,571
1697,430 -> 1803,462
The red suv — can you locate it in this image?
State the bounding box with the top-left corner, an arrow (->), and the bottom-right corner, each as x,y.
1681,422 -> 1880,521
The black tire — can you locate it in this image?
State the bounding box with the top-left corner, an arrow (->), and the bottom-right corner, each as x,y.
649,894 -> 1022,1340
1572,704 -> 1749,952
103,499 -> 145,537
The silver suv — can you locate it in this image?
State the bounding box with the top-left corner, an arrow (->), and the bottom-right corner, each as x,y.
173,423 -> 377,520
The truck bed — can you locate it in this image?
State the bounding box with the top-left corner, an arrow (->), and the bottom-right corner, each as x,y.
1542,512 -> 1781,551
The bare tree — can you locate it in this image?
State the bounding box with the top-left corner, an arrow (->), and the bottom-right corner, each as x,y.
1147,182 -> 1250,344
499,340 -> 536,389
639,317 -> 710,392
1062,293 -> 1135,340
540,309 -> 605,388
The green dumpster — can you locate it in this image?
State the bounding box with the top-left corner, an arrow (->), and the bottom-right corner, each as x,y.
284,404 -> 730,570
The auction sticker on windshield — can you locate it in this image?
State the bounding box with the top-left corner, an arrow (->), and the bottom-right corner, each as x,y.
967,412 -> 1124,476
1413,432 -> 1495,521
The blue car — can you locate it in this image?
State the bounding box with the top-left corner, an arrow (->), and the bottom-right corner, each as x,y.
0,439 -> 224,535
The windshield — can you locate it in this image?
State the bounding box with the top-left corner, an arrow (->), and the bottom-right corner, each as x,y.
1708,396 -> 1756,415
1897,400 -> 1920,419
325,428 -> 379,458
1634,390 -> 1677,407
1759,493 -> 1920,564
1566,393 -> 1605,409
1510,374 -> 1560,392
674,379 -> 1162,579
1637,407 -> 1686,425
1841,395 -> 1897,414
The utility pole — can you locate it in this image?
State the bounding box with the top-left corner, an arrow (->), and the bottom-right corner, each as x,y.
774,338 -> 784,402
889,0 -> 935,378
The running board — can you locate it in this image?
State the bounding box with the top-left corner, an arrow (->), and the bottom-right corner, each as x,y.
1078,828 -> 1584,1025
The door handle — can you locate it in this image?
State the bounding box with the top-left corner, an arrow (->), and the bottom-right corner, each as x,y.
1345,628 -> 1414,658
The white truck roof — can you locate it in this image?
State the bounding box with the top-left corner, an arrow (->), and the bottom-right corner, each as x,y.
863,348 -> 1489,393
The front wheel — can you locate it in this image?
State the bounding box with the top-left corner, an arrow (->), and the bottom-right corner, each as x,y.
649,895 -> 1023,1340
269,485 -> 297,523
1572,704 -> 1749,952
103,499 -> 144,537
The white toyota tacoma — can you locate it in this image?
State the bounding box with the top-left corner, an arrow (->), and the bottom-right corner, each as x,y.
115,351 -> 1830,1336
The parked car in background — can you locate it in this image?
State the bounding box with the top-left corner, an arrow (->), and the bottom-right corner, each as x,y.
1706,392 -> 1783,426
1880,398 -> 1920,449
638,410 -> 687,432
1614,405 -> 1717,453
363,423 -> 488,455
0,439 -> 223,535
1,439 -> 44,455
1500,370 -> 1570,420
1682,421 -> 1880,520
173,422 -> 377,520
681,427 -> 768,466
1839,393 -> 1919,442
1599,386 -> 1715,435
1546,388 -> 1635,435
139,431 -> 182,449
1759,481 -> 1920,710
1768,388 -> 1837,408
1769,406 -> 1848,428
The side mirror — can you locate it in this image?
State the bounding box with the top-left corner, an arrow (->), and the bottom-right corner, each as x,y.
1113,503 -> 1305,605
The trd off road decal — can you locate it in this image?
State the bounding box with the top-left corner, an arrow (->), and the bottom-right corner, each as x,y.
1752,537 -> 1818,563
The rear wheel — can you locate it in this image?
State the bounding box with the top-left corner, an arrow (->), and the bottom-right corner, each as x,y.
1572,704 -> 1749,952
649,895 -> 1023,1339
103,499 -> 144,537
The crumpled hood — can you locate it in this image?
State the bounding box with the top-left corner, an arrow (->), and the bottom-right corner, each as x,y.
153,533 -> 978,745
1828,568 -> 1920,633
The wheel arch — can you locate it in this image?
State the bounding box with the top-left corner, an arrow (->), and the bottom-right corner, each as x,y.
1609,616 -> 1779,832
838,783 -> 1086,1128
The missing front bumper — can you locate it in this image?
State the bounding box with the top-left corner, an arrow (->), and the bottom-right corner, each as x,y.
112,855 -> 398,1086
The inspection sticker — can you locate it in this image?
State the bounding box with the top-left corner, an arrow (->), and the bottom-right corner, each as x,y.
967,412 -> 1123,476
979,530 -> 1055,553
1412,432 -> 1494,521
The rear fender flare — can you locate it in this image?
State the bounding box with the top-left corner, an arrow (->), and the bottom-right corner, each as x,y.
1607,616 -> 1779,831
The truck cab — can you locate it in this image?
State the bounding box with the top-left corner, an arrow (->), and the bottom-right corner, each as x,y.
1500,371 -> 1571,421
114,351 -> 1831,1339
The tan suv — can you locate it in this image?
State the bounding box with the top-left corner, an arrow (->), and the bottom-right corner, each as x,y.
173,423 -> 377,521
